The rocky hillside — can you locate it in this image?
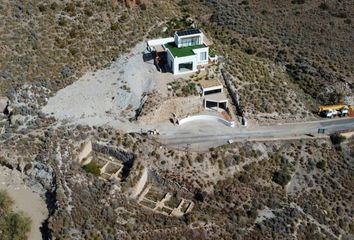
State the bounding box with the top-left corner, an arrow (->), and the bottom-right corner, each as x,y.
182,0 -> 353,118
0,0 -> 178,99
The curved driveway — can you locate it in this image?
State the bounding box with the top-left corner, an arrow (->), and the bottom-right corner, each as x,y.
158,118 -> 354,150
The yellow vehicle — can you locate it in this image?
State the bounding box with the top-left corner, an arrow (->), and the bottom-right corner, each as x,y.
318,104 -> 353,117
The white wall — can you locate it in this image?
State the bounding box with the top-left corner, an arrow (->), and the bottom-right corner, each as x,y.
178,115 -> 235,128
193,46 -> 209,65
173,55 -> 198,75
166,49 -> 175,72
202,85 -> 223,96
147,37 -> 174,48
176,33 -> 203,48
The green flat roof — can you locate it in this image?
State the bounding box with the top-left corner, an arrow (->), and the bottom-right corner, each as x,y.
164,42 -> 207,58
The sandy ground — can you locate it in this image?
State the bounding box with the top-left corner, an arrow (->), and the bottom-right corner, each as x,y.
0,166 -> 48,240
43,42 -> 161,132
138,96 -> 203,124
42,41 -> 226,133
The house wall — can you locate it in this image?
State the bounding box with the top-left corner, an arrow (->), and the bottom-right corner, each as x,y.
173,55 -> 198,75
193,47 -> 209,65
166,49 -> 175,72
147,37 -> 174,51
175,33 -> 203,48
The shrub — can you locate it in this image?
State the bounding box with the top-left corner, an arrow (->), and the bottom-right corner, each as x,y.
181,82 -> 196,96
0,211 -> 32,240
330,133 -> 346,145
316,160 -> 327,171
244,47 -> 257,55
291,0 -> 305,4
139,3 -> 147,10
84,8 -> 93,17
38,4 -> 46,12
83,162 -> 101,176
110,22 -> 119,31
0,190 -> 13,215
240,0 -> 249,5
319,3 -> 329,10
194,191 -> 205,202
272,169 -> 291,187
50,2 -> 58,10
69,47 -> 79,56
58,17 -> 67,26
64,3 -> 76,13
0,191 -> 31,240
209,48 -> 216,57
344,18 -> 351,24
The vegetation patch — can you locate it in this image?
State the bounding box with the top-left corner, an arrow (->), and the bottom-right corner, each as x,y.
316,160 -> 327,171
0,190 -> 32,240
83,161 -> 101,176
272,168 -> 291,187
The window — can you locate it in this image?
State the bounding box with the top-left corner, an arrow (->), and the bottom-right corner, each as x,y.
179,62 -> 193,72
200,52 -> 207,61
180,37 -> 199,47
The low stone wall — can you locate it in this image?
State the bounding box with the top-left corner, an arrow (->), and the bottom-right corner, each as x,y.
178,115 -> 235,128
130,167 -> 148,199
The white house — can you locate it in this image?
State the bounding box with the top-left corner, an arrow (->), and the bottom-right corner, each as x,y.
147,29 -> 212,75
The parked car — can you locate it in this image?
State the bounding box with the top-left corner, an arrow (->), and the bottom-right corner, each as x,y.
321,109 -> 339,118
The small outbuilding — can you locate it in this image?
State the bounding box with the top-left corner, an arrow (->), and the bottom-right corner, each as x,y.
199,79 -> 228,110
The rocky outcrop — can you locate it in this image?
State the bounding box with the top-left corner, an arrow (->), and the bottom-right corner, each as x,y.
92,143 -> 135,163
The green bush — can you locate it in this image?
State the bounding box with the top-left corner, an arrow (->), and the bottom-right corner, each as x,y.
181,82 -> 196,96
83,161 -> 101,176
110,22 -> 119,31
38,4 -> 46,12
316,160 -> 327,171
272,169 -> 291,187
209,48 -> 216,57
0,190 -> 31,240
0,190 -> 13,215
319,3 -> 329,10
0,211 -> 32,240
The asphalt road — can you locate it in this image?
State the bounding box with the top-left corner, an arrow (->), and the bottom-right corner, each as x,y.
158,117 -> 354,150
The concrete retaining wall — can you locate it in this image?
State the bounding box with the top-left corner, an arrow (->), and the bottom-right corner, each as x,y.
77,141 -> 92,163
178,115 -> 235,128
222,70 -> 248,126
130,167 -> 148,199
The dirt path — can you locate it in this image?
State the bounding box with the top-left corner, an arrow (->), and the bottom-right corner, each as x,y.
0,166 -> 48,240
